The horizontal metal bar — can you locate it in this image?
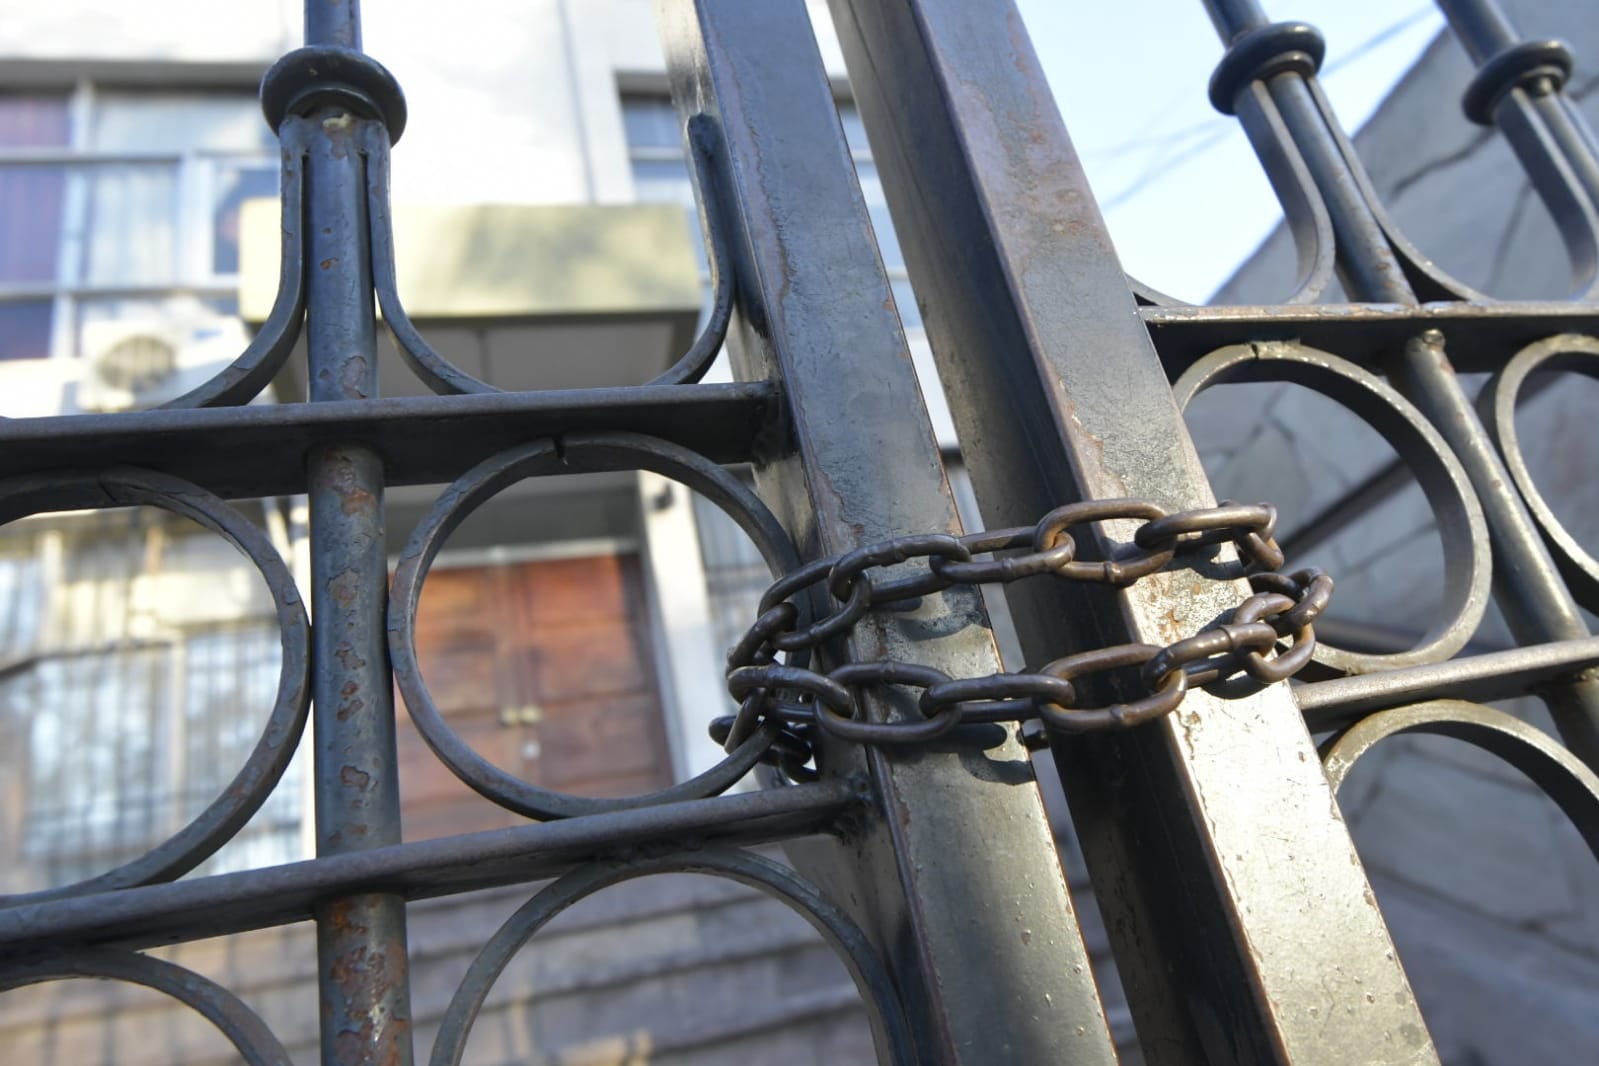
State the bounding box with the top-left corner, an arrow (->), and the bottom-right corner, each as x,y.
0,779 -> 862,954
0,149 -> 271,165
0,382 -> 779,501
1297,636 -> 1599,731
1144,300 -> 1599,376
0,282 -> 241,303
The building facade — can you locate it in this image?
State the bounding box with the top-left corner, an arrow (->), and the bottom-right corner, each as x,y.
0,2 -> 973,1062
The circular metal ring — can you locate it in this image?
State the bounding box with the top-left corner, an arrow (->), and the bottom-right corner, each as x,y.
1141,620 -> 1281,690
1174,341 -> 1493,674
1208,22 -> 1326,115
0,947 -> 293,1065
727,663 -> 854,711
1319,700 -> 1599,865
1462,39 -> 1574,126
725,601 -> 798,671
389,433 -> 803,821
919,671 -> 1074,723
1233,592 -> 1317,684
1135,501 -> 1275,550
827,533 -> 970,603
1037,643 -> 1189,732
429,850 -> 916,1066
823,660 -> 963,744
260,46 -> 408,142
1252,567 -> 1335,633
1482,333 -> 1599,613
770,573 -> 873,652
931,526 -> 1077,583
1035,499 -> 1175,585
0,468 -> 311,905
1137,501 -> 1284,573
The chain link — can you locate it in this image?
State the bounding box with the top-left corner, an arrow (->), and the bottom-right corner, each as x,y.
711,498 -> 1332,777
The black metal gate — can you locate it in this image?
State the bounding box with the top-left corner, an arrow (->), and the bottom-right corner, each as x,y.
3,0 -> 1598,1062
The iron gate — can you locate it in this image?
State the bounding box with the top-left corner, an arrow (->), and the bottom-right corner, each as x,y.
3,0 -> 1599,1062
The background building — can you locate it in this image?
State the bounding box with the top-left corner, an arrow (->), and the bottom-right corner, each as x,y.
1199,1 -> 1599,1061
0,3 -> 940,1062
0,0 -> 1594,1063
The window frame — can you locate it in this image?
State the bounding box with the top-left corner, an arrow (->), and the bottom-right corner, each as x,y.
0,79 -> 277,361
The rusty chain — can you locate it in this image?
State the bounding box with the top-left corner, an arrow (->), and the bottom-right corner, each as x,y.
709,498 -> 1333,779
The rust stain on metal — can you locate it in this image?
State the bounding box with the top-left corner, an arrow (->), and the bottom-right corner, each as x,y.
330,569 -> 361,607
335,642 -> 368,671
340,765 -> 374,790
339,356 -> 371,401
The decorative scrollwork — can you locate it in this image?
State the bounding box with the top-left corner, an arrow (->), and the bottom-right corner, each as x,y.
388,432 -> 806,821
0,947 -> 293,1065
1482,333 -> 1599,614
1320,699 -> 1599,860
364,116 -> 736,396
0,469 -> 311,905
1173,340 -> 1493,673
157,118 -> 310,410
428,849 -> 915,1066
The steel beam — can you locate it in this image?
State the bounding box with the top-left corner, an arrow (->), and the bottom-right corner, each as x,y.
828,0 -> 1437,1061
659,1 -> 1119,1062
0,384 -> 774,502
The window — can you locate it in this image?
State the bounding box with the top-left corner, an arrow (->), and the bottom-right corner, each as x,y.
621,94 -> 921,330
0,86 -> 275,363
0,509 -> 300,894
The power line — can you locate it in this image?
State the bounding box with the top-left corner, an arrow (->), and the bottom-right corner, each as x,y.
1086,5 -> 1439,211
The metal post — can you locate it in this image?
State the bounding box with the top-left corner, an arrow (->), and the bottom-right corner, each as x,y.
658,1 -> 1119,1062
298,2 -> 414,1062
1205,0 -> 1599,765
828,0 -> 1437,1061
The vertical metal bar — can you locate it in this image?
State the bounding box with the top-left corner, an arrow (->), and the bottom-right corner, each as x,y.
1438,0 -> 1599,263
299,2 -> 413,1062
308,0 -> 363,51
1206,0 -> 1599,765
657,2 -> 1119,1062
828,1 -> 1438,1062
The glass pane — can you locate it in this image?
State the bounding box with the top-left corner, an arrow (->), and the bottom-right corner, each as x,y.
631,156 -> 694,206
0,163 -> 66,283
212,162 -> 277,275
184,623 -> 298,876
0,301 -> 54,361
91,93 -> 268,153
621,96 -> 683,151
0,94 -> 70,147
0,507 -> 302,894
81,162 -> 179,285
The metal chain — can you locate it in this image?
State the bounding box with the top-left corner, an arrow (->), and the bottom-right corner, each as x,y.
709,498 -> 1333,778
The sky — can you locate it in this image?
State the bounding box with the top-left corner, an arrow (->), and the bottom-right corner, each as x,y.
1012,1 -> 1447,300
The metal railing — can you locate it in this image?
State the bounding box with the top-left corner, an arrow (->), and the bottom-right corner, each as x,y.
1,0 -> 1597,1063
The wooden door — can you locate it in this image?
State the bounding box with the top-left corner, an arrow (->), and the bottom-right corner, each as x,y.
397,552 -> 671,839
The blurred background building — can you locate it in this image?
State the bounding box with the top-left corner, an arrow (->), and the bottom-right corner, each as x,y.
0,0 -> 1594,1063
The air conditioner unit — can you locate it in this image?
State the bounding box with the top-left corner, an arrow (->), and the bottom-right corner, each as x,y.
77,317 -> 253,413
